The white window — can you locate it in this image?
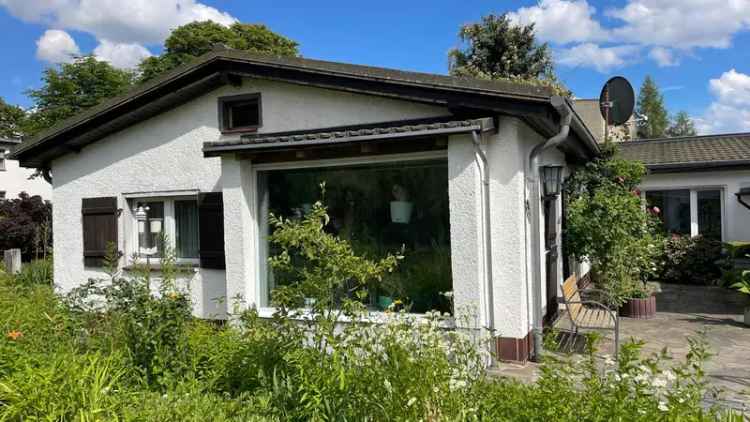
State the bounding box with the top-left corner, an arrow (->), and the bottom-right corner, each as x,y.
255,155 -> 452,313
645,188 -> 723,240
129,197 -> 200,264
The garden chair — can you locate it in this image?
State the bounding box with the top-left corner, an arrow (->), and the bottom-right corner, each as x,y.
560,273 -> 620,358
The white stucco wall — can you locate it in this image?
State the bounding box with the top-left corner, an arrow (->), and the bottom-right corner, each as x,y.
0,151 -> 52,200
639,170 -> 750,242
446,117 -> 567,340
50,77 -> 448,318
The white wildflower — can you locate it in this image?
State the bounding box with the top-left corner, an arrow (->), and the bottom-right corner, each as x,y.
663,370 -> 676,381
652,378 -> 667,388
658,401 -> 669,412
384,379 -> 392,393
407,397 -> 417,407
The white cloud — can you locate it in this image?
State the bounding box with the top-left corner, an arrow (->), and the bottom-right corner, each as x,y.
607,0 -> 750,50
648,47 -> 678,67
695,69 -> 750,134
93,39 -> 152,69
505,0 -> 750,71
556,43 -> 640,73
1,0 -> 237,45
35,29 -> 80,63
507,0 -> 609,44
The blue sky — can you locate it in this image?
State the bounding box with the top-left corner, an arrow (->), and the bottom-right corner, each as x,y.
2,0 -> 750,134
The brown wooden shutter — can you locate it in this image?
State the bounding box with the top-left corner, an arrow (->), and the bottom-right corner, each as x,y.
82,197 -> 119,267
198,192 -> 225,269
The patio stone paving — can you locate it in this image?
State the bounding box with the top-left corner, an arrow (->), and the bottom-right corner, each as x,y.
489,283 -> 750,411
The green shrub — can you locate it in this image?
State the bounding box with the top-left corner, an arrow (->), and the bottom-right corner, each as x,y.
0,351 -> 128,420
564,145 -> 663,305
660,235 -> 723,285
0,200 -> 740,421
13,256 -> 53,287
66,241 -> 194,386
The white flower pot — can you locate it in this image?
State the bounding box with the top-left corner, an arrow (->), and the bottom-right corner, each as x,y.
390,201 -> 413,224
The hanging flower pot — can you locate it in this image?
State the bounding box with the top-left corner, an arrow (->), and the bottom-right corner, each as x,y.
390,201 -> 413,223
390,184 -> 413,224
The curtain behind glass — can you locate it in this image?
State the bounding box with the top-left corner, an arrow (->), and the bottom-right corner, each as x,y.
175,200 -> 199,258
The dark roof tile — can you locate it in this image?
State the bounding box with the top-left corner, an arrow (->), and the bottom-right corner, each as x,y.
618,133 -> 750,171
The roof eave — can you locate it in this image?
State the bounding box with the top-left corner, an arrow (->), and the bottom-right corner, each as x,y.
646,160 -> 750,173
10,49 -> 598,166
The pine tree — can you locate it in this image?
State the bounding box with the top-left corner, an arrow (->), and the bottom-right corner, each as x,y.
666,111 -> 697,137
449,14 -> 554,81
636,76 -> 669,139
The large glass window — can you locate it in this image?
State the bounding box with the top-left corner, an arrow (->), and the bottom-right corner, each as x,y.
645,188 -> 723,240
646,190 -> 690,235
697,190 -> 722,240
258,159 -> 452,313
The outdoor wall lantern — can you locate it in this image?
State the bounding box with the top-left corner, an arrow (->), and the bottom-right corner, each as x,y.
541,165 -> 564,198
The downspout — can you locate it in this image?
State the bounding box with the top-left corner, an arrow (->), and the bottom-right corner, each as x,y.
472,129 -> 495,334
526,96 -> 572,360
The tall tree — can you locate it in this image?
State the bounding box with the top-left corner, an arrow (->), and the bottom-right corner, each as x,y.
0,97 -> 27,139
139,21 -> 299,82
636,76 -> 669,139
666,111 -> 697,137
448,14 -> 555,82
26,56 -> 134,135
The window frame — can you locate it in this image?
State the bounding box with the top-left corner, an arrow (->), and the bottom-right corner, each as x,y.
643,186 -> 725,241
126,194 -> 201,266
250,150 -> 450,312
218,93 -> 262,134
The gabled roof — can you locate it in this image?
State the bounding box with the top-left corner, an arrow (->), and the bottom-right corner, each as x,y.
10,48 -> 598,167
618,132 -> 750,173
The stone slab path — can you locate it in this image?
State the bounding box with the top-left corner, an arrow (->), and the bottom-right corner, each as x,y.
490,283 -> 750,412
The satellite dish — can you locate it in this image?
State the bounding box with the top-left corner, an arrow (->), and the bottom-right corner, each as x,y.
599,76 -> 635,126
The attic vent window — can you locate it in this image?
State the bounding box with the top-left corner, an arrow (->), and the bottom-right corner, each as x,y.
219,93 -> 262,133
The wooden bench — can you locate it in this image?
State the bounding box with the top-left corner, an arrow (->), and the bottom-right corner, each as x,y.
560,274 -> 619,357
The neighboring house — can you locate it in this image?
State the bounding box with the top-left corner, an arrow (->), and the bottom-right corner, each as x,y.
619,133 -> 750,242
573,99 -> 636,143
0,137 -> 52,200
10,48 -> 599,363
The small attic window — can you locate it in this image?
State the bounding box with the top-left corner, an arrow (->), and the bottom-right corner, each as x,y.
219,94 -> 262,133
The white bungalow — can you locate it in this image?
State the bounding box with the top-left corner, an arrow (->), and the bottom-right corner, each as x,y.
10,49 -> 600,363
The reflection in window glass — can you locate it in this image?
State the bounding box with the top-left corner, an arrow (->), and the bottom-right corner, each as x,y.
697,190 -> 722,240
138,202 -> 164,257
259,160 -> 452,313
645,190 -> 690,235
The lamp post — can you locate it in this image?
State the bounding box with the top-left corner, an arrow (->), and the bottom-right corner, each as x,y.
541,165 -> 564,199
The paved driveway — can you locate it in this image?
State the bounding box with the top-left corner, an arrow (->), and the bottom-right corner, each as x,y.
492,283 -> 750,411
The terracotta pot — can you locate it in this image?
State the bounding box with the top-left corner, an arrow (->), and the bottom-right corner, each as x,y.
619,295 -> 657,319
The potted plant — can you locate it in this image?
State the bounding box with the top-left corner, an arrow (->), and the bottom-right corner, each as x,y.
731,270 -> 750,326
617,279 -> 657,319
390,184 -> 413,224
